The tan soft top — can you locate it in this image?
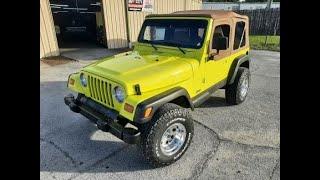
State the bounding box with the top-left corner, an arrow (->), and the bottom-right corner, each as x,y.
146,10 -> 248,20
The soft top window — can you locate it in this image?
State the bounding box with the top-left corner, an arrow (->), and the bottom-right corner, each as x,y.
138,19 -> 208,49
233,21 -> 246,50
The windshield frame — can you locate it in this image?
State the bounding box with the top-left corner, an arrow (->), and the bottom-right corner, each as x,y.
137,18 -> 209,49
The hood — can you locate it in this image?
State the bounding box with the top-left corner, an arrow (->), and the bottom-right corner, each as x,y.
83,51 -> 194,95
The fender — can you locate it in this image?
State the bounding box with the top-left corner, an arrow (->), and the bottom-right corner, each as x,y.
227,54 -> 250,85
133,87 -> 193,124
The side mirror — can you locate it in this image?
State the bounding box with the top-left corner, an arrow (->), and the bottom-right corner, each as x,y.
208,37 -> 228,61
212,37 -> 228,52
208,51 -> 218,61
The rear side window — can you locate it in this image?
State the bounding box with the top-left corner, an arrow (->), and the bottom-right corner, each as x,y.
233,21 -> 246,50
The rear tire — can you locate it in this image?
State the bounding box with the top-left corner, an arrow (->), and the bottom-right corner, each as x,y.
139,103 -> 194,167
225,67 -> 250,105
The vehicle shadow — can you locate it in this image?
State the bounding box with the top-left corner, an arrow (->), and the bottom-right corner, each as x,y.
40,81 -> 153,173
197,96 -> 230,108
40,125 -> 153,173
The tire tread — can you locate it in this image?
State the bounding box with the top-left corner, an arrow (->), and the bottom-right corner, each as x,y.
140,103 -> 193,167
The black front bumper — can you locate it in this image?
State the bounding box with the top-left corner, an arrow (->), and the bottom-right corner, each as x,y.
64,94 -> 140,144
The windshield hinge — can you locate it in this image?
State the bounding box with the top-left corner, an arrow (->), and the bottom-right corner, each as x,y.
134,84 -> 141,95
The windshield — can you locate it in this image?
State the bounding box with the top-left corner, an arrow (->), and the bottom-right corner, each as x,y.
138,19 -> 208,49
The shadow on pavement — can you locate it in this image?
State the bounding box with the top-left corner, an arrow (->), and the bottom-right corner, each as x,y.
40,81 -> 153,173
198,96 -> 230,108
40,126 -> 153,173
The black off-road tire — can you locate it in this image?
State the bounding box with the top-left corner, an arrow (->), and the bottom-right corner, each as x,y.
225,67 -> 250,105
139,103 -> 194,167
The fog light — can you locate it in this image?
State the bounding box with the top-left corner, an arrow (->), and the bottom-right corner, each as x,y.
144,107 -> 153,118
124,103 -> 134,113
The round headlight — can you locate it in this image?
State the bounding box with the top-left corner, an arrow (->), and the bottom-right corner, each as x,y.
114,86 -> 125,103
80,73 -> 87,87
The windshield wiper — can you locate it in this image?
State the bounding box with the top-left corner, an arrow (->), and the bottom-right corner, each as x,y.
150,42 -> 158,51
177,45 -> 186,54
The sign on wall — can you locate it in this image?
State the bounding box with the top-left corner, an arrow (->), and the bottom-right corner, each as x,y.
128,0 -> 153,12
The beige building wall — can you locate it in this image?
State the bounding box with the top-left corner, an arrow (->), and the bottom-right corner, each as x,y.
101,0 -> 128,49
186,0 -> 202,10
40,0 -> 59,58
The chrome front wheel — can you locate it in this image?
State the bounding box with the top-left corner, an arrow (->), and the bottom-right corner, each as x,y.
140,103 -> 194,167
160,121 -> 187,156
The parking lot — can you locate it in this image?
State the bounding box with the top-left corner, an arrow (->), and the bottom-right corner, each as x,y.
40,50 -> 280,180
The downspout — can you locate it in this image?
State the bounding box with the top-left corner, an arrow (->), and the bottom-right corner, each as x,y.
124,0 -> 131,48
184,0 -> 187,10
100,0 -> 108,48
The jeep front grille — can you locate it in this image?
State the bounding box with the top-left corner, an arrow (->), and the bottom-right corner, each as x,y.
87,75 -> 114,108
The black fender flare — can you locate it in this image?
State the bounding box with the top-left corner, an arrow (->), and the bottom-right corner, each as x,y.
133,87 -> 193,124
227,54 -> 250,85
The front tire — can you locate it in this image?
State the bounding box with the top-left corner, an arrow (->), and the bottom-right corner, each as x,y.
225,67 -> 250,105
140,103 -> 194,167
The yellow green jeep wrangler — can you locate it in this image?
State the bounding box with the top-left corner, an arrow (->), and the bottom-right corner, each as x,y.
64,10 -> 250,167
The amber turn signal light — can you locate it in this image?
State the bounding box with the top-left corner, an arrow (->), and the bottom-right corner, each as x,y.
124,103 -> 134,113
144,107 -> 153,118
69,78 -> 75,85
